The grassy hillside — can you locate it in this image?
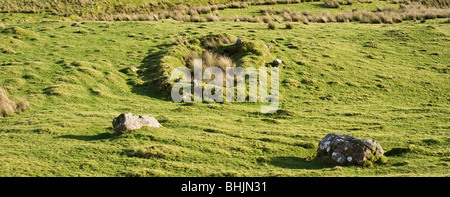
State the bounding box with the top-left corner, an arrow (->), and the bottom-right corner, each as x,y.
0,1 -> 449,177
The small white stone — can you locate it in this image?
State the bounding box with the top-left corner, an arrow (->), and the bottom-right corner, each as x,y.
129,66 -> 139,72
347,156 -> 352,162
332,152 -> 337,157
337,158 -> 342,163
326,147 -> 330,152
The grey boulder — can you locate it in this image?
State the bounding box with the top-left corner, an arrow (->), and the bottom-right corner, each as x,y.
272,59 -> 282,67
317,133 -> 384,165
112,112 -> 162,134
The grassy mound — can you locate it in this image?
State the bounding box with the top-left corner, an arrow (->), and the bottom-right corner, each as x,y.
141,33 -> 276,97
44,60 -> 128,99
0,26 -> 35,55
0,37 -> 24,55
2,27 -> 37,40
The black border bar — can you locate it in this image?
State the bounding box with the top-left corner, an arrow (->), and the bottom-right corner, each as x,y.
0,177 -> 447,194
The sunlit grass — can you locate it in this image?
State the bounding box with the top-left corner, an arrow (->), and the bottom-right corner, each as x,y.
0,13 -> 449,176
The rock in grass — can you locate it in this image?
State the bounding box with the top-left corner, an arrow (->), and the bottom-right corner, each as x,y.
112,113 -> 162,134
272,59 -> 282,67
129,66 -> 139,72
317,133 -> 385,165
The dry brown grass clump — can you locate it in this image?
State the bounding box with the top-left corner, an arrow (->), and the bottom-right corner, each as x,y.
268,21 -> 277,29
184,34 -> 237,75
201,52 -> 236,72
324,0 -> 341,8
281,4 -> 450,24
2,0 -> 448,23
262,15 -> 272,23
185,51 -> 236,81
0,87 -> 30,117
0,88 -> 16,117
201,33 -> 236,49
260,7 -> 275,15
215,55 -> 235,72
228,2 -> 250,8
407,0 -> 450,8
172,36 -> 190,46
206,14 -> 220,22
237,15 -> 255,22
285,22 -> 294,29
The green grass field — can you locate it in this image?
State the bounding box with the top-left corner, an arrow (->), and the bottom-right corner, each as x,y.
0,1 -> 449,177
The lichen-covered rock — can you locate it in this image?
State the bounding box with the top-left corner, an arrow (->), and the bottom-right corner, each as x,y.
112,112 -> 162,134
317,133 -> 384,165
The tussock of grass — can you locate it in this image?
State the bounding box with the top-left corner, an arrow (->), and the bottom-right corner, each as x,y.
301,78 -> 319,85
0,87 -> 30,117
363,41 -> 384,49
324,0 -> 341,8
22,73 -> 40,80
1,47 -> 16,54
260,7 -> 275,15
89,84 -> 113,97
14,97 -> 30,113
2,27 -> 37,39
196,51 -> 236,72
0,35 -> 26,55
0,87 -> 16,117
44,84 -> 85,98
268,21 -> 277,30
3,78 -> 26,89
206,14 -> 220,22
375,74 -> 393,79
282,78 -> 300,88
201,33 -> 236,49
285,22 -> 294,29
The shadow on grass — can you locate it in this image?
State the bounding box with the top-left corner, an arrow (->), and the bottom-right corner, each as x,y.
311,2 -> 331,9
268,156 -> 330,170
57,132 -> 114,141
129,44 -> 173,100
